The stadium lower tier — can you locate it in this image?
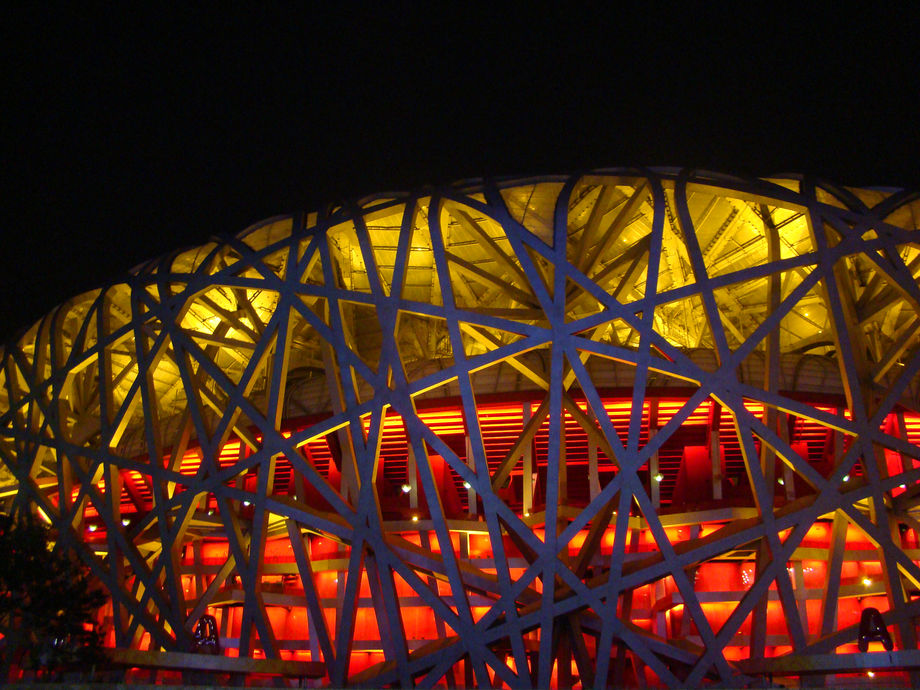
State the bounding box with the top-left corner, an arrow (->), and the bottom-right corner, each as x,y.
31,391 -> 919,686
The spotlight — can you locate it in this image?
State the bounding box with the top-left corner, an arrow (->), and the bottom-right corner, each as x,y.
653,473 -> 663,483
411,515 -> 419,523
463,481 -> 471,490
401,483 -> 411,493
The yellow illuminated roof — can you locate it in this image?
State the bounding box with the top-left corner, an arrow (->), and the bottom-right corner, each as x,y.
1,169 -> 918,476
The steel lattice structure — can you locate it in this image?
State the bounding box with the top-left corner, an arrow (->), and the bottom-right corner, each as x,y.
3,168 -> 920,686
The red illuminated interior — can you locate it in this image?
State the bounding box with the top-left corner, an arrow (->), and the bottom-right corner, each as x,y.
45,392 -> 920,684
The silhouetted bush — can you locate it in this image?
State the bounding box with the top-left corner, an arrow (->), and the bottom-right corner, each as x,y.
0,512 -> 106,679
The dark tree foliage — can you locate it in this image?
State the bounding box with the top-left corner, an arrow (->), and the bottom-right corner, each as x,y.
0,512 -> 107,678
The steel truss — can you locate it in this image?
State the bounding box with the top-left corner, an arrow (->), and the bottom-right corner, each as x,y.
3,169 -> 920,686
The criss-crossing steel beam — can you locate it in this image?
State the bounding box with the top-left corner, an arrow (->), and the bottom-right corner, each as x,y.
2,170 -> 920,687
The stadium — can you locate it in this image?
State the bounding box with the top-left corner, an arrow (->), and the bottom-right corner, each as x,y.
2,168 -> 920,686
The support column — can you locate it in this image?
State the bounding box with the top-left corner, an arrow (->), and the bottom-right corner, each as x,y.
465,435 -> 477,517
407,445 -> 419,511
709,401 -> 722,501
648,400 -> 660,509
588,440 -> 600,502
523,403 -> 534,515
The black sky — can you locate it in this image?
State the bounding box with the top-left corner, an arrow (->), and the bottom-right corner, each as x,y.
1,5 -> 918,344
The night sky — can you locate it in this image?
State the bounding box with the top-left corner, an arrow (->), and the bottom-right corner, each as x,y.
1,5 -> 918,344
